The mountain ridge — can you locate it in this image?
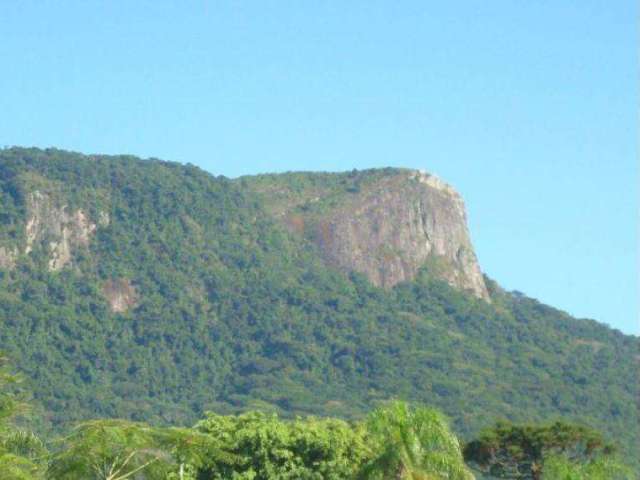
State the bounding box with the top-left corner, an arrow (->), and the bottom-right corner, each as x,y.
0,146 -> 636,465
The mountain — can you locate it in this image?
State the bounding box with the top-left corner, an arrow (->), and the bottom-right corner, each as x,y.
0,147 -> 637,459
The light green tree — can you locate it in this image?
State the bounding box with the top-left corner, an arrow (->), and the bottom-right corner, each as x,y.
47,419 -> 232,480
47,419 -> 171,480
542,455 -> 634,480
358,401 -> 474,480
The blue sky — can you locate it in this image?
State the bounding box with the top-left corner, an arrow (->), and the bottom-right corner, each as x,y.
1,1 -> 637,334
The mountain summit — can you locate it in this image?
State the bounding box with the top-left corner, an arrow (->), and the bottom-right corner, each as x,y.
241,168 -> 489,299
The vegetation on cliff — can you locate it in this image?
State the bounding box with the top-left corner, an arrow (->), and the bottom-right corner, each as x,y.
0,147 -> 637,470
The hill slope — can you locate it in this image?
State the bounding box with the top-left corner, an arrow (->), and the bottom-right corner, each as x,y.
0,147 -> 636,456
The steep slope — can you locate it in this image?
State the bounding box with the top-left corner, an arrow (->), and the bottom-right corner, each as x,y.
0,148 -> 637,461
238,170 -> 488,299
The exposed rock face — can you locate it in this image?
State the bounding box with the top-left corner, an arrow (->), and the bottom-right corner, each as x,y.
102,278 -> 138,313
25,191 -> 99,271
0,246 -> 17,270
245,169 -> 489,300
309,171 -> 489,299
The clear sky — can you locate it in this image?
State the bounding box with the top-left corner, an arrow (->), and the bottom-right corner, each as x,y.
1,1 -> 637,334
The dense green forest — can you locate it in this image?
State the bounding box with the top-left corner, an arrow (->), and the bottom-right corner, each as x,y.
0,147 -> 637,475
1,357 -> 633,479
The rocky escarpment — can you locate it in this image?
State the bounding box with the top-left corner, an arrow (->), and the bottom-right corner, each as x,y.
243,169 -> 489,300
0,189 -> 108,272
24,190 -> 104,271
313,171 -> 488,299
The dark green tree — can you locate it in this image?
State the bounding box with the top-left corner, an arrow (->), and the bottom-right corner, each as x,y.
194,410 -> 370,479
463,421 -> 617,479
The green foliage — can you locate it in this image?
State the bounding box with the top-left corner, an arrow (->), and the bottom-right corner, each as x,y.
194,411 -> 369,479
463,421 -> 620,479
358,401 -> 474,480
0,354 -> 25,425
0,430 -> 48,479
47,419 -> 180,480
0,147 -> 637,472
240,168 -> 404,219
0,352 -> 633,480
541,455 -> 634,480
0,354 -> 47,479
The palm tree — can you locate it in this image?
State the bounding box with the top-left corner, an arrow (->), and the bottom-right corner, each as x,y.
47,419 -> 172,480
47,419 -> 235,480
0,354 -> 47,479
0,431 -> 48,480
358,401 -> 474,480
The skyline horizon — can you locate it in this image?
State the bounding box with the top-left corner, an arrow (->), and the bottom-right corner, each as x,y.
1,1 -> 636,334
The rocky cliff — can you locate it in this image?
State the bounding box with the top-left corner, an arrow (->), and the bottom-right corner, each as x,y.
24,190 -> 103,271
1,164 -> 489,301
241,169 -> 489,300
0,188 -> 108,272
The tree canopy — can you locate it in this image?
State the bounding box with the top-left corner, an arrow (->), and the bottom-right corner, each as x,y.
1,352 -> 636,479
0,147 -> 637,473
463,421 -> 621,479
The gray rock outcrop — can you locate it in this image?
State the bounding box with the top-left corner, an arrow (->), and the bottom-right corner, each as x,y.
308,171 -> 489,299
25,190 -> 99,271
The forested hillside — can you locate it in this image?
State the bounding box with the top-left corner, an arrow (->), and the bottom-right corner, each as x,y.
0,147 -> 637,463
